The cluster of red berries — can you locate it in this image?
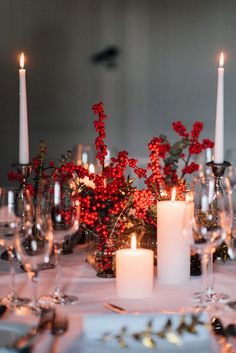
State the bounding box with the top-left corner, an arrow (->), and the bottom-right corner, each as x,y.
133,189 -> 154,223
54,208 -> 75,225
92,102 -> 108,167
190,122 -> 203,139
8,171 -> 35,195
202,139 -> 214,149
173,120 -> 214,158
8,171 -> 23,183
146,137 -> 164,190
172,121 -> 189,138
181,162 -> 199,175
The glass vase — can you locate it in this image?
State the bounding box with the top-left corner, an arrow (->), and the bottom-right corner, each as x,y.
86,239 -> 116,278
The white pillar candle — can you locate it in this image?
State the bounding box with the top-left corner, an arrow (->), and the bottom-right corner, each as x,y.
214,52 -> 224,164
157,190 -> 190,284
19,53 -> 29,164
116,235 -> 154,298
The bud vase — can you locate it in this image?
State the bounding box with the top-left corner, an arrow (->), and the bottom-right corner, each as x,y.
86,238 -> 116,278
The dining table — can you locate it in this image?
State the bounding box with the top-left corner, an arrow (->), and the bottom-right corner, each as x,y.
0,244 -> 236,353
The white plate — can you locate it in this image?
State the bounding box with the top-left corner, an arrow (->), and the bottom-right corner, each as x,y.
0,321 -> 30,352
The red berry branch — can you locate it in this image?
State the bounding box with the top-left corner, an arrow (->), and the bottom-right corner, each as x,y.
143,120 -> 214,200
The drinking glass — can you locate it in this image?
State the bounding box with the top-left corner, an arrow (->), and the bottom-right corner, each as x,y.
40,179 -> 80,305
0,187 -> 30,307
192,176 -> 232,302
225,149 -> 236,257
14,191 -> 53,314
184,177 -> 231,306
225,149 -> 236,191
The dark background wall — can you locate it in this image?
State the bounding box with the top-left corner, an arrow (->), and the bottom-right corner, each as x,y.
0,0 -> 236,184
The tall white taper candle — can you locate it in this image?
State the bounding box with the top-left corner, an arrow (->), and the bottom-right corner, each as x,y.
19,53 -> 29,164
214,52 -> 224,164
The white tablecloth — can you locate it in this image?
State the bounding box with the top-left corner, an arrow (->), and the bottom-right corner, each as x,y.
0,245 -> 236,352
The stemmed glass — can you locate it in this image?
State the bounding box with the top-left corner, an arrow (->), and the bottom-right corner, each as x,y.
184,177 -> 231,306
194,176 -> 232,302
14,190 -> 53,314
225,149 -> 236,256
40,178 -> 80,305
209,176 -> 232,302
0,187 -> 30,307
225,149 -> 236,192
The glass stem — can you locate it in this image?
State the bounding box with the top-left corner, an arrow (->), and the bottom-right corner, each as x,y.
30,270 -> 38,307
8,246 -> 16,301
53,244 -> 63,298
200,251 -> 209,305
206,250 -> 215,297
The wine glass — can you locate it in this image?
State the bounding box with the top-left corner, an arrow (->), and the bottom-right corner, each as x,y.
193,176 -> 232,303
40,178 -> 80,305
0,187 -> 30,307
14,190 -> 53,314
209,176 -> 232,303
225,149 -> 236,257
225,149 -> 236,191
184,177 -> 231,306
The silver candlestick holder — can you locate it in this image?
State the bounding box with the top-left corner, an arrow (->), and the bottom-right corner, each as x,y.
206,161 -> 231,178
206,160 -> 231,190
206,161 -> 231,191
16,163 -> 33,190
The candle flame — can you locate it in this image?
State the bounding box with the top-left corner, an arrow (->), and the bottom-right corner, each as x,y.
89,164 -> 95,173
171,187 -> 176,202
20,53 -> 25,69
219,52 -> 224,67
131,234 -> 137,250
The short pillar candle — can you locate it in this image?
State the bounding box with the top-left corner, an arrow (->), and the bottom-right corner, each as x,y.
116,235 -> 154,298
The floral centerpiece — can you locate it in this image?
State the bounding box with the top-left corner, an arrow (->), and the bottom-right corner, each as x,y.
8,102 -> 215,277
78,103 -> 215,277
